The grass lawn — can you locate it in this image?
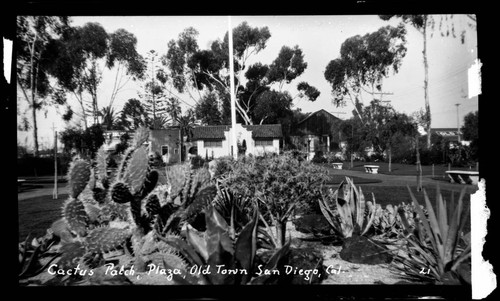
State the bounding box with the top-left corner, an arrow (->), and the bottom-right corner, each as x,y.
18,194 -> 67,242
320,162 -> 478,176
325,174 -> 382,185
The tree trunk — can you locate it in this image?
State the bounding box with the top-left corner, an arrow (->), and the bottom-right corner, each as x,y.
416,136 -> 423,191
30,33 -> 40,157
423,16 -> 431,149
31,99 -> 40,157
388,146 -> 392,172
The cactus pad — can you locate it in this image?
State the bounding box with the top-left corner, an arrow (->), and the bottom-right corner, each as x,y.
68,159 -> 91,198
132,127 -> 150,148
110,181 -> 134,204
142,169 -> 159,197
62,197 -> 90,237
124,147 -> 149,195
145,194 -> 161,217
95,146 -> 108,183
100,201 -> 130,221
93,187 -> 107,204
84,226 -> 131,254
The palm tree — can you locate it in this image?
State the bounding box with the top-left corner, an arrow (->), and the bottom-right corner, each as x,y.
177,109 -> 198,161
100,105 -> 120,130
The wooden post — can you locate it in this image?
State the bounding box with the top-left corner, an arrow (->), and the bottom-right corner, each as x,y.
432,164 -> 435,177
448,163 -> 451,171
53,130 -> 58,199
476,162 -> 479,171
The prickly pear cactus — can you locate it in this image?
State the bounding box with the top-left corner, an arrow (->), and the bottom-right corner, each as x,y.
123,147 -> 149,195
67,159 -> 91,198
110,181 -> 134,204
131,126 -> 149,148
62,198 -> 90,237
84,226 -> 132,254
95,147 -> 108,188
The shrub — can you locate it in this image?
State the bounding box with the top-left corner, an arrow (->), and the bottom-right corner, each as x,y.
221,153 -> 328,247
324,152 -> 343,163
148,151 -> 166,168
189,155 -> 206,169
312,150 -> 327,163
212,156 -> 236,179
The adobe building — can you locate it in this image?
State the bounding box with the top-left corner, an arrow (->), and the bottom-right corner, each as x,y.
191,124 -> 283,159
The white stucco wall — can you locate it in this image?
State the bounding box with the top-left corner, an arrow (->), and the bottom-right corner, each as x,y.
196,124 -> 280,158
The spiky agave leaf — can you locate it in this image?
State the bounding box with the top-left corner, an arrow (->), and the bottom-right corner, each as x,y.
67,159 -> 91,198
62,197 -> 90,237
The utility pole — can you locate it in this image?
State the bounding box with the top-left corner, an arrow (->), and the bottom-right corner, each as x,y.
52,123 -> 58,199
228,16 -> 238,159
455,103 -> 461,142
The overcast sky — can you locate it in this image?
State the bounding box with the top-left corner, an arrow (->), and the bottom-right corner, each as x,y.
17,15 -> 479,150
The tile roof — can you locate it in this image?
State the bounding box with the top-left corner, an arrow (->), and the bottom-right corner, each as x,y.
243,124 -> 283,138
192,124 -> 282,140
297,109 -> 340,124
192,125 -> 230,140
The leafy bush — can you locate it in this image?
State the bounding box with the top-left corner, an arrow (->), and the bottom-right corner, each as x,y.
312,151 -> 327,163
17,153 -> 72,177
148,151 -> 166,168
324,152 -> 343,163
60,124 -> 105,159
283,149 -> 307,162
211,156 -> 236,179
221,153 -> 328,247
190,155 -> 206,169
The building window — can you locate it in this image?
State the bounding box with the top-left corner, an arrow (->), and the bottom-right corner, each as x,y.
174,148 -> 178,154
255,139 -> 273,146
204,140 -> 223,148
161,146 -> 169,156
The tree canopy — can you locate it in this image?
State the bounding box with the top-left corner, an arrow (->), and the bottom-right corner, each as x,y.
324,24 -> 407,122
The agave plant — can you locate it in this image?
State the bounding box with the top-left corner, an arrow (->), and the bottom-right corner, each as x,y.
391,186 -> 471,284
19,233 -> 60,281
371,202 -> 427,238
158,204 -> 291,285
318,177 -> 376,239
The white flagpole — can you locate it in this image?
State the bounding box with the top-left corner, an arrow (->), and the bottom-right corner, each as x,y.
228,16 -> 238,159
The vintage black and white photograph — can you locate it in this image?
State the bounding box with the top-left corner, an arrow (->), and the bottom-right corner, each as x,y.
11,11 -> 487,297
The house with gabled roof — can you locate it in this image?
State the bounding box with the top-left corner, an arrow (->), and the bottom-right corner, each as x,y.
290,109 -> 343,156
191,123 -> 283,158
